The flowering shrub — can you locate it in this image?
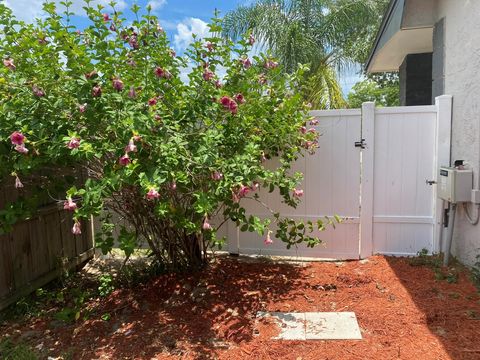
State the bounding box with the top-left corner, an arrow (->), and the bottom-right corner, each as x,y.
0,1 -> 326,269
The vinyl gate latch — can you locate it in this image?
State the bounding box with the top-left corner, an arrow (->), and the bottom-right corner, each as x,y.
354,139 -> 366,149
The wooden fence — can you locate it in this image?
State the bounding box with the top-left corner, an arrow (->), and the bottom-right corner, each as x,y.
0,182 -> 94,311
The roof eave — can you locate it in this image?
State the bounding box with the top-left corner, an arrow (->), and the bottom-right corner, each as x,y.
365,0 -> 399,73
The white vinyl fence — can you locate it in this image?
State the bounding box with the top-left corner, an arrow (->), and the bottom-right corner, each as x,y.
224,96 -> 452,259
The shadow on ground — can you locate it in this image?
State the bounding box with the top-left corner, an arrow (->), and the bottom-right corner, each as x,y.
385,256 -> 480,360
67,255 -> 306,359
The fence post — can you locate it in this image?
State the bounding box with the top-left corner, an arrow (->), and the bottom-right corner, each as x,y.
434,95 -> 453,253
360,102 -> 375,258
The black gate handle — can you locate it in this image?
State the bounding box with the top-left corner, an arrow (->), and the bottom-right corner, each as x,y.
354,139 -> 366,149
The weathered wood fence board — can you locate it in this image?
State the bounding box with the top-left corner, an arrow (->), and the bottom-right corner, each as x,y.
0,181 -> 94,311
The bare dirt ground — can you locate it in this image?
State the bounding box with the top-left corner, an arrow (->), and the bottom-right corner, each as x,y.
1,254 -> 480,359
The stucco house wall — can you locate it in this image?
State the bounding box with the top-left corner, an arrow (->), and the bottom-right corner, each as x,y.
436,0 -> 480,266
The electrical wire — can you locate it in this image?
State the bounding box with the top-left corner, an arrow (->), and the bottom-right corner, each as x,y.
464,202 -> 480,225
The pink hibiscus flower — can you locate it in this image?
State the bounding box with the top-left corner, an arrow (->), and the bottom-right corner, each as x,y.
112,78 -> 124,91
3,58 -> 16,71
72,220 -> 81,235
146,188 -> 160,200
67,137 -> 80,149
264,231 -> 273,245
63,197 -> 77,211
10,131 -> 25,145
293,188 -> 304,198
119,154 -> 130,166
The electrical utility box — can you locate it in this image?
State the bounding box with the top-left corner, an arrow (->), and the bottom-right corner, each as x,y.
438,167 -> 473,203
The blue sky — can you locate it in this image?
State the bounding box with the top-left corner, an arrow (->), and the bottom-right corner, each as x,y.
1,0 -> 360,93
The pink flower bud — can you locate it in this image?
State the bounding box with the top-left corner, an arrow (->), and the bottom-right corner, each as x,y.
304,141 -> 313,149
129,35 -> 139,49
128,86 -> 137,98
228,100 -> 238,114
154,67 -> 171,79
211,171 -> 223,181
119,154 -> 130,166
15,144 -> 29,154
67,137 -> 80,149
300,126 -> 307,134
112,78 -> 124,91
78,103 -> 87,113
102,13 -> 111,22
203,69 -> 214,81
205,42 -> 215,52
148,97 -> 157,106
215,80 -> 223,88
146,188 -> 160,200
220,96 -> 238,114
264,230 -> 273,245
202,217 -> 212,230
154,67 -> 166,78
92,85 -> 102,97
125,139 -> 137,153
293,188 -> 304,198
10,131 -> 25,145
3,58 -> 16,71
15,176 -> 23,189
72,220 -> 81,235
85,70 -> 97,79
251,181 -> 260,191
265,59 -> 278,69
240,57 -> 252,68
310,119 -> 319,126
63,197 -> 77,211
248,34 -> 255,45
238,184 -> 250,198
170,181 -> 177,191
234,93 -> 245,104
220,96 -> 231,107
32,85 -> 45,97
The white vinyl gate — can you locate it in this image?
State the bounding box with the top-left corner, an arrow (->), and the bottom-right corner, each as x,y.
224,96 -> 452,259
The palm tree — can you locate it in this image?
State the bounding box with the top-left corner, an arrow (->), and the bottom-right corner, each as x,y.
223,0 -> 383,109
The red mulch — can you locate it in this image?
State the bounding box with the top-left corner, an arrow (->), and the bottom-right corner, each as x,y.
2,255 -> 480,359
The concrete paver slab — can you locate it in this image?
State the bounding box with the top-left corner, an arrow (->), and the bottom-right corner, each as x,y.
257,311 -> 306,340
256,312 -> 362,340
305,312 -> 362,340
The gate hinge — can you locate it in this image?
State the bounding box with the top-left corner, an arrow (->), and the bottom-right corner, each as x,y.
354,139 -> 366,149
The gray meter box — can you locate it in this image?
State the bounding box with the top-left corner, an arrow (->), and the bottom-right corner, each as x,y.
438,167 -> 472,203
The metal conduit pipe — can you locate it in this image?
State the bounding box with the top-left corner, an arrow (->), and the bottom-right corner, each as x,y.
443,203 -> 457,267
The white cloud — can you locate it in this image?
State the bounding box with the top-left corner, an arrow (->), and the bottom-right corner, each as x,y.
1,0 -> 127,22
158,18 -> 177,31
147,0 -> 167,12
174,17 -> 209,51
1,0 -> 44,22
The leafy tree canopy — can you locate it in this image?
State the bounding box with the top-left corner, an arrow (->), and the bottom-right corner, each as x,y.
0,1 -> 333,269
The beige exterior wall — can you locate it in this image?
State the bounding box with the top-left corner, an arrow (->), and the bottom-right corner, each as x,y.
436,0 -> 480,266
